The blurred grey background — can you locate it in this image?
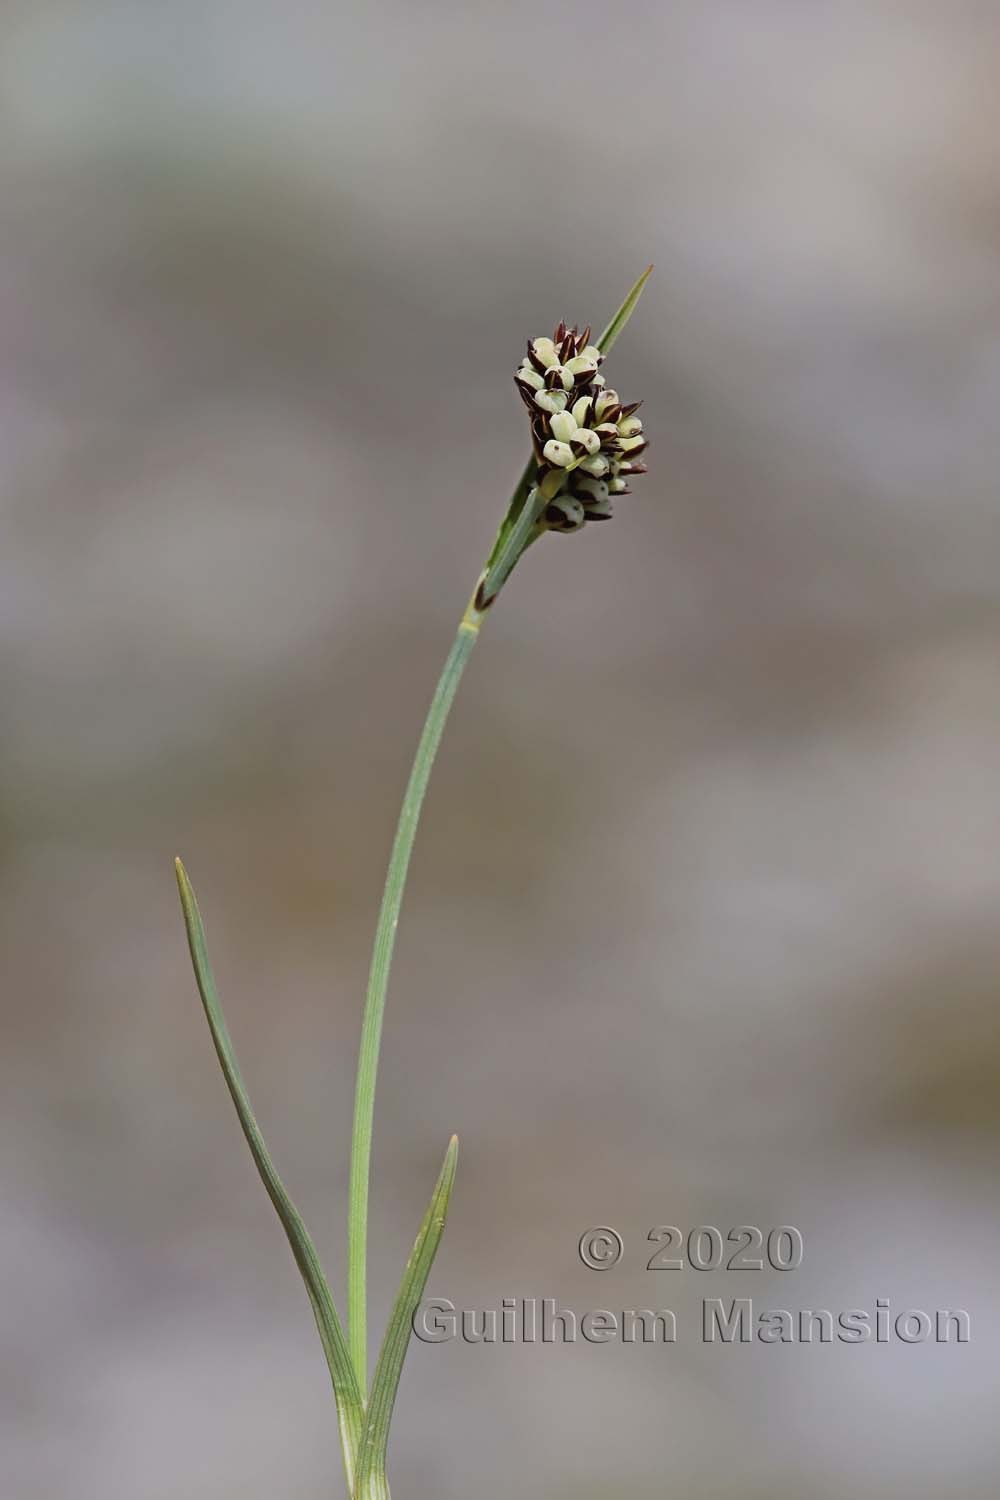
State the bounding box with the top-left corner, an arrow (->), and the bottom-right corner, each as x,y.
2,2 -> 999,1496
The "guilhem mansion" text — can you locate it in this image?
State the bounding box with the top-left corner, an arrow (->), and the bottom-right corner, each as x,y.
412,1297 -> 971,1346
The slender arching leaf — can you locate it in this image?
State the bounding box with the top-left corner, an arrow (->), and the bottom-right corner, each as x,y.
355,1136 -> 459,1500
174,858 -> 364,1493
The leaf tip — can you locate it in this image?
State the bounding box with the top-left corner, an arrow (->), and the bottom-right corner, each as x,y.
442,1135 -> 459,1194
596,264 -> 655,356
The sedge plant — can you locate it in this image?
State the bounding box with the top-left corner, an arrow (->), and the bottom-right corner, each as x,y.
175,265 -> 652,1499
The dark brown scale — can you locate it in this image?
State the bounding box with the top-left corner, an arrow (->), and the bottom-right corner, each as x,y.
544,504 -> 582,532
527,343 -> 551,376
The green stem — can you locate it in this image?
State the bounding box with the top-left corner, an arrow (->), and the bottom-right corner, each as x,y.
346,264 -> 654,1396
347,592 -> 483,1391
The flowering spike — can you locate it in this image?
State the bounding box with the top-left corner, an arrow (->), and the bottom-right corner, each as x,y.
514,312 -> 649,533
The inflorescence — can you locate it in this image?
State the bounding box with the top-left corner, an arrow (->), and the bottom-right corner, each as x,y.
515,322 -> 648,533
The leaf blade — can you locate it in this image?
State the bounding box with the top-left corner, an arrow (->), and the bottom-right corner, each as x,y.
596,263 -> 654,355
355,1136 -> 459,1500
174,857 -> 364,1493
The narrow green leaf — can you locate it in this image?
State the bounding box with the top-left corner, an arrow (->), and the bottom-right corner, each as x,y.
596,263 -> 654,355
475,455 -> 538,609
355,1136 -> 459,1500
478,480 -> 543,608
174,858 -> 364,1494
